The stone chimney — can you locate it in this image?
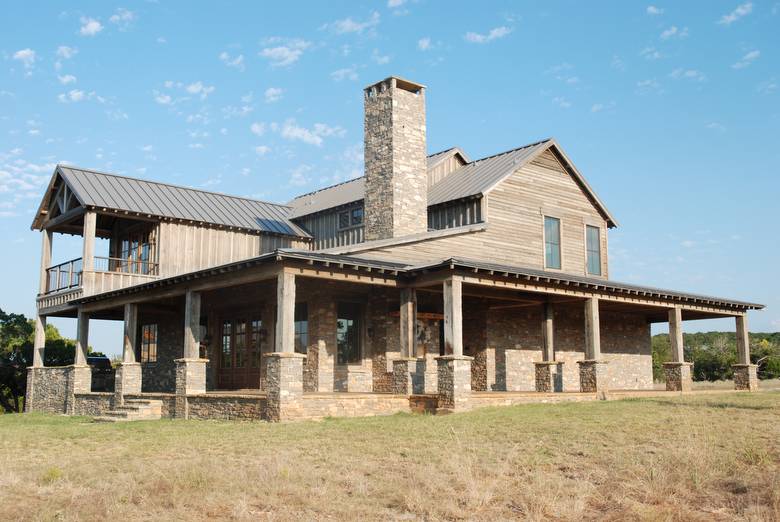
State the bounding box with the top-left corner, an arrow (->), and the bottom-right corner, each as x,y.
363,76 -> 428,241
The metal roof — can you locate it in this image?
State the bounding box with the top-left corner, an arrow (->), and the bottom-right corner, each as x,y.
39,165 -> 309,237
286,139 -> 617,227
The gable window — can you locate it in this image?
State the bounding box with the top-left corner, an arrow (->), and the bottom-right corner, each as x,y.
294,302 -> 308,354
337,302 -> 362,365
544,216 -> 562,269
338,207 -> 364,230
140,324 -> 158,363
586,225 -> 602,276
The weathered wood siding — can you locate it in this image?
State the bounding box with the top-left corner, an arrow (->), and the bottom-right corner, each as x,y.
353,149 -> 610,277
157,222 -> 307,278
428,153 -> 467,187
428,198 -> 483,230
294,203 -> 365,250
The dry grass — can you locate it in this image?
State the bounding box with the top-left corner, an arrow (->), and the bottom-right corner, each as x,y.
1,392 -> 779,521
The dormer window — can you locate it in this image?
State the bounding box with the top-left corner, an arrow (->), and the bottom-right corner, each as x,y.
338,207 -> 364,230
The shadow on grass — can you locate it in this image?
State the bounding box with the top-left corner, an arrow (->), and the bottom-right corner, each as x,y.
636,398 -> 775,411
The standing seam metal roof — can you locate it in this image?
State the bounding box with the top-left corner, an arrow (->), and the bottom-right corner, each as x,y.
47,165 -> 310,237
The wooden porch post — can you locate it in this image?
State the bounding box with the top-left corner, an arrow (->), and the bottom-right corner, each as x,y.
183,290 -> 201,359
32,315 -> 46,368
399,288 -> 417,358
542,302 -> 554,362
663,306 -> 692,391
733,314 -> 758,391
736,314 -> 750,365
75,309 -> 89,366
584,297 -> 600,360
81,211 -> 96,292
123,303 -> 138,363
443,277 -> 463,356
39,229 -> 52,294
668,307 -> 684,363
275,271 -> 296,353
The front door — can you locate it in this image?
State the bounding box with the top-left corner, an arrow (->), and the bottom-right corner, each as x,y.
217,317 -> 263,389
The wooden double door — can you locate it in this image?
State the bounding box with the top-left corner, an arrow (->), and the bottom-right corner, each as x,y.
216,316 -> 266,390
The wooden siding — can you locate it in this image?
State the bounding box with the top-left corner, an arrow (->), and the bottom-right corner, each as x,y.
353,149 -> 610,277
428,197 -> 483,230
157,222 -> 305,278
428,154 -> 467,187
294,203 -> 365,250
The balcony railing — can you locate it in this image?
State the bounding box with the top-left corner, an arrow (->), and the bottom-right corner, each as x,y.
46,258 -> 83,293
94,256 -> 159,276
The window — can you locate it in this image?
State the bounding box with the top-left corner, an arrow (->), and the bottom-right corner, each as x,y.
221,320 -> 232,368
337,302 -> 362,365
140,324 -> 157,363
338,207 -> 364,230
294,302 -> 308,354
586,225 -> 602,276
234,321 -> 246,368
544,216 -> 562,269
249,319 -> 262,368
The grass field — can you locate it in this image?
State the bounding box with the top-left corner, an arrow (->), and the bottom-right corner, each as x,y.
1,392 -> 779,521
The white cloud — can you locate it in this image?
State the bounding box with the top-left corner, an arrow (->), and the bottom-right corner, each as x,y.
56,46 -> 77,59
141,145 -> 153,152
418,37 -> 431,51
12,48 -> 36,71
552,96 -> 571,109
259,38 -> 311,67
219,51 -> 245,71
646,5 -> 664,15
109,8 -> 136,30
706,122 -> 726,132
636,78 -> 662,93
324,11 -> 380,34
660,26 -> 688,40
221,105 -> 254,118
188,143 -> 204,149
757,79 -> 777,95
185,81 -> 215,99
611,55 -> 625,70
640,47 -> 662,60
255,145 -> 271,156
289,164 -> 312,186
387,0 -> 406,7
157,36 -> 167,44
58,74 -> 77,85
670,68 -> 706,82
732,50 -> 759,69
464,26 -> 512,44
372,49 -> 390,65
280,120 -> 345,147
718,2 -> 752,25
79,17 -> 103,36
250,122 -> 266,136
591,101 -> 616,113
57,89 -> 85,102
154,92 -> 172,105
331,66 -> 358,81
264,87 -> 283,103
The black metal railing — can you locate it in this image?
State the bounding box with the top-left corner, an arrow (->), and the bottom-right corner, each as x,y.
93,256 -> 159,276
46,258 -> 83,293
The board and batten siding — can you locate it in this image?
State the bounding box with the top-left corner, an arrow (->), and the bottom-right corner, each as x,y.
428,197 -> 483,231
353,148 -> 610,278
156,221 -> 307,278
294,203 -> 365,250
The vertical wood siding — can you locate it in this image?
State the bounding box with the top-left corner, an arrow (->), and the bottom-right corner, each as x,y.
427,198 -> 483,230
428,154 -> 467,187
293,204 -> 365,250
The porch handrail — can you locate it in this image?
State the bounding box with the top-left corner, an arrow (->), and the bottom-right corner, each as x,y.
45,257 -> 83,294
94,256 -> 159,276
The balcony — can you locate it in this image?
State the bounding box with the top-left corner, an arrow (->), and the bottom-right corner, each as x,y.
39,254 -> 160,312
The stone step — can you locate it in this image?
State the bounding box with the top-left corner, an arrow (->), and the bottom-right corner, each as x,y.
92,399 -> 163,423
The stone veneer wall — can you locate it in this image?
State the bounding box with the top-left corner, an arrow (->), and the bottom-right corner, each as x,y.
26,367 -> 70,413
73,393 -> 113,416
187,395 -> 265,421
140,309 -> 184,393
472,304 -> 652,392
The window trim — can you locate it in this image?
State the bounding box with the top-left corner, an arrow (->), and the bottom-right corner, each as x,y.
337,206 -> 365,231
542,215 -> 563,271
584,224 -> 603,276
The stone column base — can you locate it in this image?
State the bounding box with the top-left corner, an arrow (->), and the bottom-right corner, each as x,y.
663,362 -> 693,391
392,358 -> 417,395
436,355 -> 473,412
733,364 -> 758,391
174,358 -> 208,419
265,352 -> 306,422
67,365 -> 92,414
25,366 -> 40,412
534,361 -> 564,393
577,360 -> 609,393
114,362 -> 142,405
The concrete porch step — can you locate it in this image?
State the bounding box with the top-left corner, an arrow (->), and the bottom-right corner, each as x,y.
92,399 -> 163,423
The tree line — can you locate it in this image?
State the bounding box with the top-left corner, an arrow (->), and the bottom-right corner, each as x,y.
652,331 -> 780,381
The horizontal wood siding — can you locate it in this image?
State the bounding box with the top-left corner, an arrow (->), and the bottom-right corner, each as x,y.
157,222 -> 300,278
294,204 -> 365,250
355,149 -> 609,277
428,198 -> 483,230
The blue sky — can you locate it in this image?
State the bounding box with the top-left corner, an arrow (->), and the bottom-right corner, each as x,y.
1,1 -> 778,356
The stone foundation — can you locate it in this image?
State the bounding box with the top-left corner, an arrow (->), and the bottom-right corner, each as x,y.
265,352 -> 305,422
534,361 -> 564,392
436,355 -> 472,412
578,360 -> 609,393
663,362 -> 693,392
733,364 -> 758,391
74,392 -> 114,416
187,395 -> 265,421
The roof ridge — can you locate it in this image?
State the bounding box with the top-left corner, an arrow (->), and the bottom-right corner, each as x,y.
290,176 -> 365,201
468,138 -> 552,165
56,163 -> 294,209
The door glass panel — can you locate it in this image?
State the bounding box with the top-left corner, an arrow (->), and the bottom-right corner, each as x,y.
221,320 -> 232,368
235,321 -> 246,368
337,302 -> 362,365
250,319 -> 262,368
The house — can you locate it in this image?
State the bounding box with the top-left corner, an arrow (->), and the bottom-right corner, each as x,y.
25,77 -> 763,421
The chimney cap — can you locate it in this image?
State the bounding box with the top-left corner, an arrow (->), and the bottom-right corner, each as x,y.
364,76 -> 426,94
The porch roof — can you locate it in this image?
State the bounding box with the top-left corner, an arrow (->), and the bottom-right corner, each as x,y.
69,249 -> 763,314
